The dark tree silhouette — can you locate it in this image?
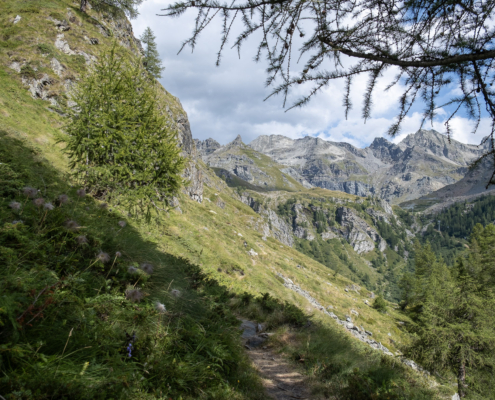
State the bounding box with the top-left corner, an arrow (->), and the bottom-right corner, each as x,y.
161,0 -> 495,182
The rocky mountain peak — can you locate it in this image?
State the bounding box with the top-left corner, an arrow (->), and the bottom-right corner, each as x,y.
230,134 -> 244,147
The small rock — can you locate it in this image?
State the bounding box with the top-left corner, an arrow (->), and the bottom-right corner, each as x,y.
89,38 -> 99,45
346,316 -> 352,323
350,309 -> 359,317
344,288 -> 349,292
365,331 -> 373,336
209,210 -> 217,214
237,232 -> 243,237
13,15 -> 21,24
327,305 -> 334,310
387,332 -> 391,336
248,249 -> 258,257
261,236 -> 267,241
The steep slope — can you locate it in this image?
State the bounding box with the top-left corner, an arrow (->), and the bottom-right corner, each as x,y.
247,130 -> 486,203
401,156 -> 495,213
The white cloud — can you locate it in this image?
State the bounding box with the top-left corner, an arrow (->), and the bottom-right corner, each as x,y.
134,2 -> 490,148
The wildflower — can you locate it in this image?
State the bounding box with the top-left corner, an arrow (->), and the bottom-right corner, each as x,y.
115,251 -> 122,257
170,289 -> 181,298
76,235 -> 88,245
23,186 -> 38,198
118,220 -> 126,228
9,201 -> 21,211
97,251 -> 110,263
128,266 -> 138,274
125,288 -> 144,303
65,219 -> 80,231
76,188 -> 86,198
127,342 -> 133,358
155,302 -> 166,313
58,194 -> 70,205
140,263 -> 153,275
43,202 -> 54,211
33,198 -> 45,208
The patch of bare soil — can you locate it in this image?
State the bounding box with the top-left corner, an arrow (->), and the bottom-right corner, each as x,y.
246,345 -> 312,400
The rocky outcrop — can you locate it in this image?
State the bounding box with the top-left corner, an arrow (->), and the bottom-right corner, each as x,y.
194,138 -> 221,161
240,195 -> 294,247
336,207 -> 386,253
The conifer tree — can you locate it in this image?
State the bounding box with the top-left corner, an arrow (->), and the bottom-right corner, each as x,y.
140,27 -> 164,79
405,240 -> 495,398
63,45 -> 185,216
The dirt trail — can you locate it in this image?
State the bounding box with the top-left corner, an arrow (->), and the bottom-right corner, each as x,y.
240,320 -> 311,400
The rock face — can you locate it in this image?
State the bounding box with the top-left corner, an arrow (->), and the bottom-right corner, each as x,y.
249,130 -> 488,203
194,138 -> 221,160
336,207 -> 386,254
403,155 -> 495,213
240,195 -> 294,247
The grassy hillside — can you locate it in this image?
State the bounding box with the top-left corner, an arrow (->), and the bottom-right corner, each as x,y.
0,0 -> 459,398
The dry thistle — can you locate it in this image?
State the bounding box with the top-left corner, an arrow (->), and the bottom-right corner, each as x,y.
115,251 -> 122,258
23,187 -> 38,198
33,198 -> 45,208
155,302 -> 166,313
75,235 -> 88,245
43,202 -> 54,211
9,201 -> 21,211
97,251 -> 110,263
125,288 -> 144,303
65,219 -> 80,231
140,263 -> 154,275
99,203 -> 108,210
76,188 -> 86,198
128,266 -> 138,274
58,194 -> 70,205
170,289 -> 181,298
118,220 -> 126,228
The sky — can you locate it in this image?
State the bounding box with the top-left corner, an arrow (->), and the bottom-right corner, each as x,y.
133,0 -> 491,148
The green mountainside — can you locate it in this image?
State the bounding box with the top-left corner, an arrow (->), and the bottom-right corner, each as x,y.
2,0 -> 494,399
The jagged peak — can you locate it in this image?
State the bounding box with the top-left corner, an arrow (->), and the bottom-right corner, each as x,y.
231,134 -> 244,146
369,136 -> 392,148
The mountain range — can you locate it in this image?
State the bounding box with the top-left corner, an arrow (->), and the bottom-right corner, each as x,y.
195,130 -> 492,205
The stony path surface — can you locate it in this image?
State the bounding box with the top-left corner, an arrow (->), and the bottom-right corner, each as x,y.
240,319 -> 312,400
247,346 -> 311,400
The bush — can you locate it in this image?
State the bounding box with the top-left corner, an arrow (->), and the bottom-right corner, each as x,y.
373,295 -> 388,313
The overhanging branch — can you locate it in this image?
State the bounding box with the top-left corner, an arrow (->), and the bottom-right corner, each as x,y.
319,38 -> 495,67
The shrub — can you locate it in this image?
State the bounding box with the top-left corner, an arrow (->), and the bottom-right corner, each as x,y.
373,295 -> 388,313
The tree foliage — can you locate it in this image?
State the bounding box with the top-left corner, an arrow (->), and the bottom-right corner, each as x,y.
80,0 -> 144,18
161,0 -> 495,181
141,27 -> 165,79
64,45 -> 185,216
403,236 -> 495,398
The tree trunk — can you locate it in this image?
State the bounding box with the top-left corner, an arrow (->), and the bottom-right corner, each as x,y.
80,0 -> 89,13
458,360 -> 468,398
